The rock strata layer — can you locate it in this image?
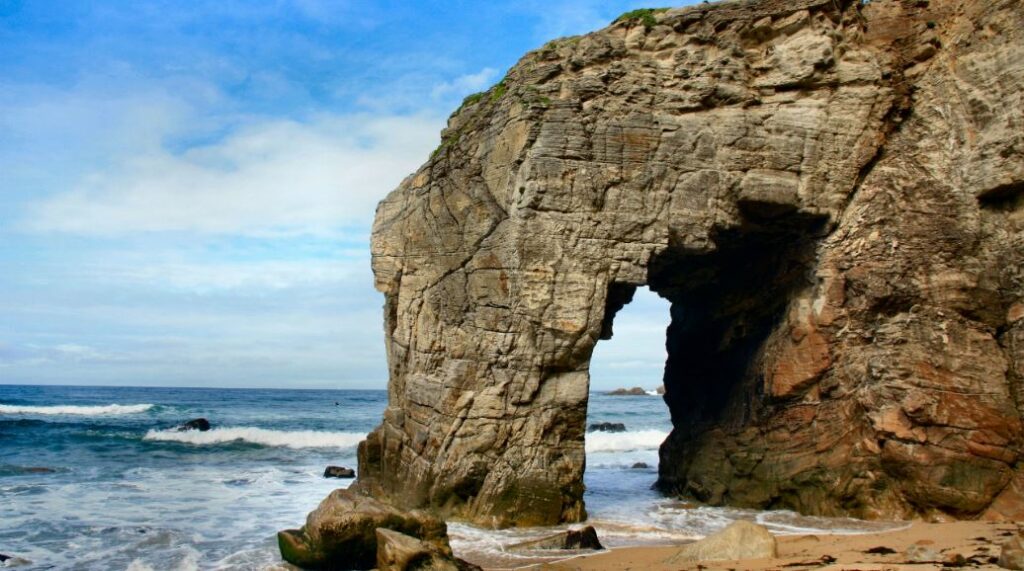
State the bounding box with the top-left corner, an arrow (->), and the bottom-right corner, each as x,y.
358,0 -> 1024,526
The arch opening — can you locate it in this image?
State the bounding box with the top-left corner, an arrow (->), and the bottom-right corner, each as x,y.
649,219 -> 828,503
588,213 -> 829,512
586,286 -> 672,522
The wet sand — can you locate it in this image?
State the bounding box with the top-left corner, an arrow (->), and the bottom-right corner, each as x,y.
520,520 -> 1019,571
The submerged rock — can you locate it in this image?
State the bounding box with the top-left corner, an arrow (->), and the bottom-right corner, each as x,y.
353,0 -> 1024,527
278,489 -> 449,570
665,521 -> 777,563
376,529 -> 481,571
509,526 -> 603,551
323,466 -> 356,479
587,422 -> 626,433
177,418 -> 210,432
0,553 -> 32,567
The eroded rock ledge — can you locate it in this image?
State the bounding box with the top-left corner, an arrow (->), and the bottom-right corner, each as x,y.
356,0 -> 1024,526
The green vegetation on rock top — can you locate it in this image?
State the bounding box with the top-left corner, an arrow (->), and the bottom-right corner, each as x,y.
614,7 -> 669,30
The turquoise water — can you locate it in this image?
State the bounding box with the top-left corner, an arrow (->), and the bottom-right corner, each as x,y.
0,385 -> 898,570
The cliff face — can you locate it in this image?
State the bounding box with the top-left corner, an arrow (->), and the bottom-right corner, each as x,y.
359,0 -> 1024,526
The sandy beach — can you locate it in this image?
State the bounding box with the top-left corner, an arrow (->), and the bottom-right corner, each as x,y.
532,521 -> 1020,571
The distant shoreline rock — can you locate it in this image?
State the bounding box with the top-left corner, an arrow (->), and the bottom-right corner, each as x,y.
607,387 -> 648,396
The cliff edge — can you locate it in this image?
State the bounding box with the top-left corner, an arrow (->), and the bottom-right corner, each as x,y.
357,0 -> 1024,527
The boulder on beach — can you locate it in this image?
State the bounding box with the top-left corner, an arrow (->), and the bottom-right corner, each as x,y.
278,489 -> 450,570
323,466 -> 356,479
607,387 -> 647,396
376,528 -> 481,571
665,521 -> 777,563
177,418 -> 211,432
509,526 -> 603,551
587,422 -> 626,433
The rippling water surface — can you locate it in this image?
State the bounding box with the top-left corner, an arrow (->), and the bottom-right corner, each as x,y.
0,385 -> 902,570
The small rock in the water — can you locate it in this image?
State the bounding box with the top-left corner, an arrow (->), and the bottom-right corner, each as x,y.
665,521 -> 777,563
1000,534 -> 1024,570
655,385 -> 665,395
177,418 -> 211,432
323,466 -> 356,479
588,422 -> 626,433
509,526 -> 603,551
607,387 -> 648,396
631,462 -> 650,469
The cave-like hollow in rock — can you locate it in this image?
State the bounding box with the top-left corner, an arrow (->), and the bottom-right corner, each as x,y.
593,213 -> 830,509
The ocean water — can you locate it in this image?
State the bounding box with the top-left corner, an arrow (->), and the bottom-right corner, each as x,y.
0,385 -> 902,570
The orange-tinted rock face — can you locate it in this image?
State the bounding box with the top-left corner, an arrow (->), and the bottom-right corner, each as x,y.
353,0 -> 1024,526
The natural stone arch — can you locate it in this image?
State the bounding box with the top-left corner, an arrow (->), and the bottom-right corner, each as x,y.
355,0 -> 1024,527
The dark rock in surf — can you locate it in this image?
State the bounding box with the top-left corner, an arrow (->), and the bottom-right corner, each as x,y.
0,553 -> 32,567
588,422 -> 626,433
324,466 -> 356,479
631,462 -> 650,469
177,418 -> 211,432
509,526 -> 604,551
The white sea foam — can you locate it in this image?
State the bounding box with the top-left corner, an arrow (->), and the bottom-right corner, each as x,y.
585,429 -> 668,453
142,427 -> 366,449
0,403 -> 154,416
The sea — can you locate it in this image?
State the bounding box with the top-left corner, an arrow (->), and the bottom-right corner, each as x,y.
0,385 -> 903,570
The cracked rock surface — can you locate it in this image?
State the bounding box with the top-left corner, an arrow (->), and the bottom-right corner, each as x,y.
354,0 -> 1024,526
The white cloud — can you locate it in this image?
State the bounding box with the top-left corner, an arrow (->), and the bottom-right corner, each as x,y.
22,112 -> 444,237
430,67 -> 499,100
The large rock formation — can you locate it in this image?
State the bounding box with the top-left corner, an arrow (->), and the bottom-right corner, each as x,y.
357,0 -> 1024,527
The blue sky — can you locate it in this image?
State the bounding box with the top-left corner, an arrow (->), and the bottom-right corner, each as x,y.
0,0 -> 681,389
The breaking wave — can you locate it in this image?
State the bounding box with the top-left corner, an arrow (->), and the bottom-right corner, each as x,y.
142,427 -> 366,449
585,429 -> 668,453
0,404 -> 155,416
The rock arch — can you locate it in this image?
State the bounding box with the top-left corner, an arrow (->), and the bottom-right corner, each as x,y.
356,0 -> 1024,527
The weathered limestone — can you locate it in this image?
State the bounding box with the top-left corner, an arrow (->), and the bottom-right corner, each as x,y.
357,0 -> 1024,527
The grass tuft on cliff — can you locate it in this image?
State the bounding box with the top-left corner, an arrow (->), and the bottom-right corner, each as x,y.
614,7 -> 669,30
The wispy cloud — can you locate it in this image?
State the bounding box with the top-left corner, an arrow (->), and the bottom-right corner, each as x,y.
430,67 -> 499,100
22,113 -> 443,237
